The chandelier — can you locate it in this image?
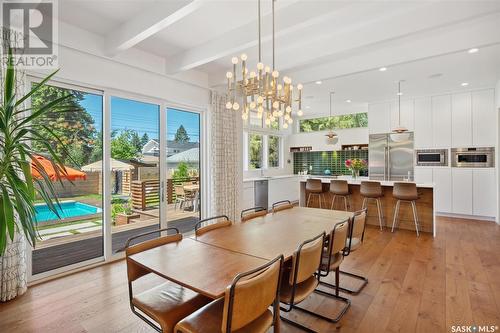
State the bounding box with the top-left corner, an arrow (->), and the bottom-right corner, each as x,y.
225,0 -> 303,129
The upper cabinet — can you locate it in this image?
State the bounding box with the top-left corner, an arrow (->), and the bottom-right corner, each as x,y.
472,89 -> 496,146
368,102 -> 391,134
432,95 -> 452,148
414,97 -> 432,148
451,92 -> 472,147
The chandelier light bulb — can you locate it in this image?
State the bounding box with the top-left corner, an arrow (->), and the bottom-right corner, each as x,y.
265,118 -> 271,125
226,71 -> 233,79
283,123 -> 289,129
285,106 -> 292,113
249,71 -> 256,78
272,110 -> 278,117
277,84 -> 282,91
249,101 -> 256,109
257,62 -> 264,70
288,118 -> 293,124
273,101 -> 279,109
284,114 -> 290,120
226,102 -> 233,109
231,57 -> 238,64
272,70 -> 279,78
297,84 -> 303,90
257,105 -> 264,112
278,110 -> 283,117
242,113 -> 249,120
297,110 -> 303,116
240,53 -> 248,61
257,96 -> 264,104
232,102 -> 240,111
264,66 -> 271,73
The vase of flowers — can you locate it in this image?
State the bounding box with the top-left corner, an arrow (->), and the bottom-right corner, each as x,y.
345,158 -> 367,179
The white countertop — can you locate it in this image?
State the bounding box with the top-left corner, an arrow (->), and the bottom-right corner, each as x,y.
299,175 -> 434,188
243,174 -> 300,182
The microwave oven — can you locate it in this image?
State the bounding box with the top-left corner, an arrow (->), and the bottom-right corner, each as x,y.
415,149 -> 447,166
451,147 -> 495,168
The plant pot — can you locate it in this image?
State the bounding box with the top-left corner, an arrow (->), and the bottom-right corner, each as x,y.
0,231 -> 28,302
115,213 -> 140,226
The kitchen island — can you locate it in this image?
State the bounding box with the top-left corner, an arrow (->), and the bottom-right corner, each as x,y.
299,176 -> 435,236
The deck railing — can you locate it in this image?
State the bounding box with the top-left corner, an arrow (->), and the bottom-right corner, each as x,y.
131,177 -> 199,210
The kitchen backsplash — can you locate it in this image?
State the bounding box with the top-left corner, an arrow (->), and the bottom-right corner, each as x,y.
293,150 -> 369,176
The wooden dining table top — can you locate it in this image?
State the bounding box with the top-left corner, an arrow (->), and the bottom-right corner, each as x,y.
183,184 -> 199,192
192,206 -> 353,260
128,238 -> 268,299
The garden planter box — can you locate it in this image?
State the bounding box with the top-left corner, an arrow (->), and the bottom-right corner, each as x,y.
115,213 -> 140,225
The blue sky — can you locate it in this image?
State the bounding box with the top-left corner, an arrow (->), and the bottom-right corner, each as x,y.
80,95 -> 200,142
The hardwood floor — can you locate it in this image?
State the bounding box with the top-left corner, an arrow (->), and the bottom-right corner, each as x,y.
1,216 -> 499,332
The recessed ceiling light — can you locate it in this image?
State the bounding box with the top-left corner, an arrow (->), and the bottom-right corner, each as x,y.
315,81 -> 322,85
428,73 -> 443,79
461,82 -> 469,87
346,99 -> 352,103
468,48 -> 479,54
397,92 -> 403,96
305,106 -> 311,109
379,67 -> 387,72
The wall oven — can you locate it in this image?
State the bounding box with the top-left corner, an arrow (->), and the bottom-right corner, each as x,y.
451,147 -> 495,168
415,149 -> 447,166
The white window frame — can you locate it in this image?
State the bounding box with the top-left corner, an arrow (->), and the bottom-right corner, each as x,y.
243,131 -> 283,171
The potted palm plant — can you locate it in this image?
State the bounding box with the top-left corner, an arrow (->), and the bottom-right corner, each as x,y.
0,49 -> 72,301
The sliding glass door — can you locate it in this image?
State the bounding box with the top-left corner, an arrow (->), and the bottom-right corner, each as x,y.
110,96 -> 161,253
31,83 -> 104,275
165,108 -> 201,232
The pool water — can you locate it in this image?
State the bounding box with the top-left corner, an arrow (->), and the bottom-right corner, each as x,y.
35,201 -> 102,223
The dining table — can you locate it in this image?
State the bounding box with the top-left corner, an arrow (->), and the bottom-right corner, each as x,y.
128,206 -> 354,299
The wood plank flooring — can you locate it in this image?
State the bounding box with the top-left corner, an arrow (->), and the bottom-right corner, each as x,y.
1,216 -> 499,333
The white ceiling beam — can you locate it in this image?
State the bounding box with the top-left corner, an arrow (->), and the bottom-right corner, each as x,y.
104,0 -> 205,57
164,0 -> 339,74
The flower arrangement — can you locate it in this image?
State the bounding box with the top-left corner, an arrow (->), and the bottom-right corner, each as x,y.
345,158 -> 367,178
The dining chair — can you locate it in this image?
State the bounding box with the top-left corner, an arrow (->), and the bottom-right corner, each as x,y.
125,227 -> 211,333
279,232 -> 328,330
194,215 -> 232,236
325,208 -> 368,295
271,200 -> 294,212
315,219 -> 351,321
240,206 -> 267,222
175,255 -> 284,333
174,185 -> 186,210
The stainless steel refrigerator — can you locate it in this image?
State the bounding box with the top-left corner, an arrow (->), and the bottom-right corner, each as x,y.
368,133 -> 414,181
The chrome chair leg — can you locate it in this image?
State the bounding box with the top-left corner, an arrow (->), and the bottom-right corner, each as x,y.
411,200 -> 420,237
391,200 -> 400,232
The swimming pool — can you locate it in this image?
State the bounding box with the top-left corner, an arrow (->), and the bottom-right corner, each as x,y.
35,201 -> 102,223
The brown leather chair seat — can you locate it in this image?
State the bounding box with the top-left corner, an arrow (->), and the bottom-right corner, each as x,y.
174,298 -> 273,333
132,282 -> 210,332
279,269 -> 319,304
330,180 -> 349,195
393,182 -> 418,201
346,237 -> 361,251
320,252 -> 343,271
360,181 -> 382,198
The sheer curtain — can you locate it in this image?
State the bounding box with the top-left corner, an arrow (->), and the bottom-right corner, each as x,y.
0,27 -> 28,301
209,91 -> 241,222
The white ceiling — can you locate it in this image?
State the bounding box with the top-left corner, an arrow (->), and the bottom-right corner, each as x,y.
58,0 -> 500,112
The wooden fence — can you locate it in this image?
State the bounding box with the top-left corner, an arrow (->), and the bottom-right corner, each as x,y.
131,177 -> 199,210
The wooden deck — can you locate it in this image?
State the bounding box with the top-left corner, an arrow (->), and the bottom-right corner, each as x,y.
32,216 -> 199,275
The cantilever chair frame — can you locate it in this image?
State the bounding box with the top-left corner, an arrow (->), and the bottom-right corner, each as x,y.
125,227 -> 181,333
280,232 -> 344,331
321,209 -> 369,295
225,254 -> 284,333
240,206 -> 267,222
194,215 -> 230,234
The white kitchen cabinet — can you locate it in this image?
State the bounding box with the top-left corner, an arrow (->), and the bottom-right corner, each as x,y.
433,168 -> 452,213
451,92 -> 472,147
368,102 -> 391,134
432,95 -> 452,148
472,89 -> 496,146
414,167 -> 433,183
473,168 -> 496,217
390,99 -> 414,132
268,177 -> 300,207
414,97 -> 433,148
242,181 -> 255,211
452,168 -> 473,215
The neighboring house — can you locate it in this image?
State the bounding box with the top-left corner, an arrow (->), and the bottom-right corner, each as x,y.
141,139 -> 198,157
167,147 -> 199,170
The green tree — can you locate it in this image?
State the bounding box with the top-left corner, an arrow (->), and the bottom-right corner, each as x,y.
140,133 -> 149,147
130,130 -> 142,152
172,161 -> 189,181
31,84 -> 98,167
249,134 -> 262,169
111,130 -> 139,160
174,125 -> 190,143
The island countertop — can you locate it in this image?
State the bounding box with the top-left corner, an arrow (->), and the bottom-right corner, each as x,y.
298,176 -> 434,188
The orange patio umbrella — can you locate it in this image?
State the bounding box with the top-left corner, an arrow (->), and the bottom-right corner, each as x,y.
31,155 -> 87,181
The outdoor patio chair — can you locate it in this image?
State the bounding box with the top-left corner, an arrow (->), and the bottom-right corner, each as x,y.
174,185 -> 186,210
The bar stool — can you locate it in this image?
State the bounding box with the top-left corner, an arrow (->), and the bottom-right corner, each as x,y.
306,178 -> 324,208
391,182 -> 420,236
360,181 -> 384,230
330,180 -> 350,211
